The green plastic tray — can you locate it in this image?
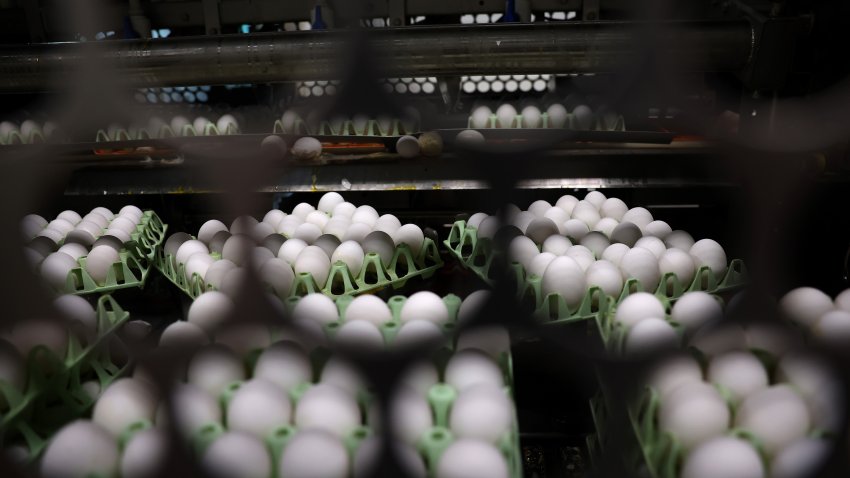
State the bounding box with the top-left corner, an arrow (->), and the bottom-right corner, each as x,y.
157,235 -> 443,300
96,122 -> 238,142
444,220 -> 748,324
54,211 -> 168,295
274,117 -> 412,136
0,295 -> 133,462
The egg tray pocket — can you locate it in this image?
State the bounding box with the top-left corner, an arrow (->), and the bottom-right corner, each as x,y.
0,295 -> 133,462
466,112 -> 626,131
56,211 -> 168,295
444,220 -> 749,322
1,130 -> 46,145
274,117 -> 416,136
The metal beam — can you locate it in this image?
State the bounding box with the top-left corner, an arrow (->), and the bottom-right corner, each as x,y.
0,21 -> 753,91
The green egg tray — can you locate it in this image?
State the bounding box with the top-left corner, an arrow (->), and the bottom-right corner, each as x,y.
95,122 -> 239,142
444,220 -> 749,325
156,234 -> 443,301
0,295 -> 132,462
185,330 -> 521,478
274,117 -> 414,136
1,130 -> 45,145
54,211 -> 168,295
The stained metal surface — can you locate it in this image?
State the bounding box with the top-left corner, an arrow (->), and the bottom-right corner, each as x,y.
0,21 -> 753,91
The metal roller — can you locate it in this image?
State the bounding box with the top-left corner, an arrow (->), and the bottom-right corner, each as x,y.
0,21 -> 753,91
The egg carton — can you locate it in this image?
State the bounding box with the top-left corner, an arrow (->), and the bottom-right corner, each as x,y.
444,220 -> 749,324
95,122 -> 239,142
0,295 -> 132,462
466,112 -> 626,131
273,117 -> 416,137
155,236 -> 443,301
53,211 -> 168,295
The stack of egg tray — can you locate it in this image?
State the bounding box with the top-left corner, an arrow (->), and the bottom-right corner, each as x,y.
444,220 -> 748,325
95,123 -> 239,142
0,295 -> 132,462
156,236 -> 443,300
59,211 -> 168,295
273,117 -> 415,137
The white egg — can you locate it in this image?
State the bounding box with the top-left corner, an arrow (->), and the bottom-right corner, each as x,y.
541,235 -> 571,255
187,291 -> 235,334
592,217 -> 619,238
120,427 -> 167,478
262,234 -> 287,256
83,212 -> 109,230
331,240 -> 365,277
585,260 -> 624,296
563,219 -> 590,241
250,222 -> 275,243
456,326 -> 510,358
55,294 -> 97,339
361,231 -> 395,266
707,351 -> 768,403
192,116 -> 211,134
393,224 -> 425,257
227,379 -> 292,438
41,420 -> 119,478
323,217 -> 351,240
342,222 -> 372,243
620,247 -> 662,291
644,220 -> 673,239
260,258 -> 295,297
56,210 -> 82,225
599,198 -> 627,220
735,385 -> 810,454
292,137 -> 323,161
614,292 -> 665,327
204,259 -> 237,290
396,135 -> 421,158
57,243 -> 88,261
351,205 -> 379,228
400,291 -> 449,324
834,288 -> 850,311
690,239 -> 728,277
290,202 -> 315,220
541,256 -> 586,307
671,292 -> 722,335
293,293 -> 339,325
648,354 -> 703,398
690,323 -> 748,357
209,230 -> 232,254
36,227 -> 65,245
580,231 -> 610,258
495,104 -> 517,128
281,110 -> 301,133
162,383 -> 220,437
625,317 -> 678,356
520,105 -> 542,128
262,210 -> 287,230
527,200 -> 552,217
813,309 -> 850,343
21,214 -> 47,239
85,245 -> 120,285
277,216 -> 305,237
450,384 -> 512,444
610,221 -> 642,247
777,353 -> 842,431
373,214 -> 401,236
119,205 -> 143,219
565,245 -> 595,271
634,236 -> 666,259
342,295 -> 391,326
92,378 -> 157,436
278,238 -> 309,266
528,252 -> 557,278
659,381 -> 729,449
546,104 -> 568,128
770,437 -> 830,478
253,341 -> 311,394
102,228 -> 131,245
457,290 -> 491,325
572,105 -> 594,130
332,201 -> 357,218
470,106 -> 493,129
279,429 -> 349,478
188,345 -> 246,398
455,129 -> 486,146
665,230 -> 695,251
40,252 -> 78,290
292,222 -> 322,244
175,240 -> 208,268
320,357 -> 365,397
221,234 -> 255,266
160,321 -> 209,349
622,207 -> 653,231
476,216 -> 500,239
467,212 -> 488,229
391,386 -> 434,444
216,114 -> 238,133
555,195 -> 579,215
353,437 -> 426,478
302,211 -> 329,232
680,437 -> 764,478
294,384 -> 361,437
510,211 -> 535,232
184,254 -> 215,284
47,218 -> 75,236
437,439 -> 509,478
294,246 -> 331,287
525,217 -> 559,244
90,207 -> 115,221
543,207 -> 570,234
202,432 -> 271,478
109,216 -> 137,236
659,248 -> 696,287
445,350 -> 504,392
507,235 -> 539,269
0,121 -> 19,138
777,287 -> 834,327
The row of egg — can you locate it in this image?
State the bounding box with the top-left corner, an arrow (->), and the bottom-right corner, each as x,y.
166,193 -> 428,295
779,287 -> 850,342
163,289 -> 499,356
22,206 -> 146,289
279,108 -> 420,136
0,120 -> 59,143
101,114 -> 240,141
469,103 -> 593,130
644,350 -> 837,478
611,291 -> 721,356
0,295 -> 101,398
